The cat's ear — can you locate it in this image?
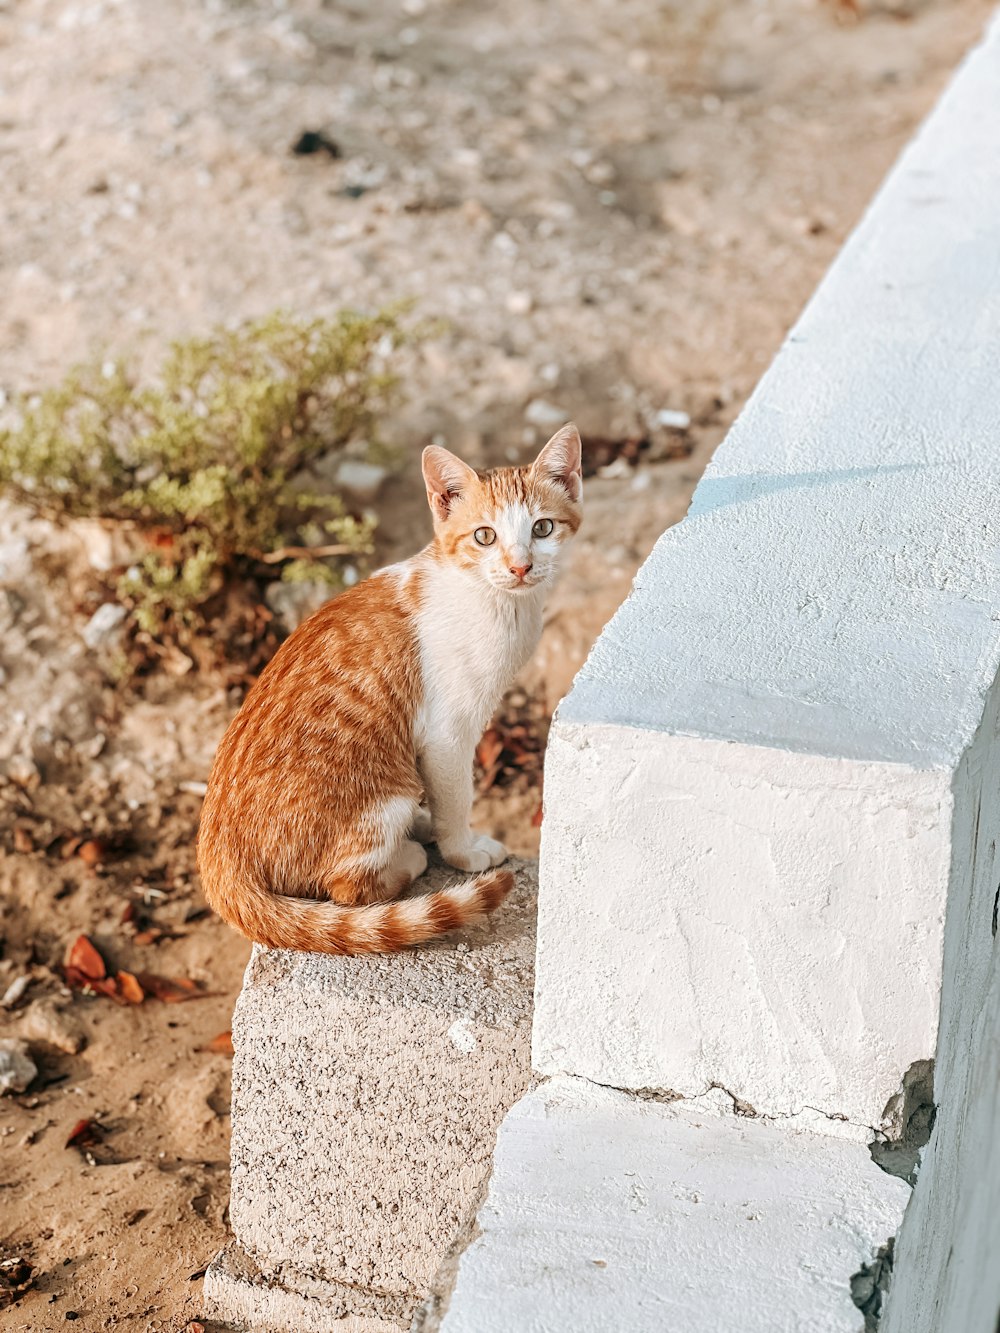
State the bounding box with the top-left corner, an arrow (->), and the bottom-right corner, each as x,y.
422,446 -> 479,520
530,423 -> 583,502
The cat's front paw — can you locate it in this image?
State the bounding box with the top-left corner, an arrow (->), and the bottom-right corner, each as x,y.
472,833 -> 508,867
439,834 -> 508,873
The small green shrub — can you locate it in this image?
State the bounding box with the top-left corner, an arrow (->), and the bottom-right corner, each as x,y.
0,308 -> 413,647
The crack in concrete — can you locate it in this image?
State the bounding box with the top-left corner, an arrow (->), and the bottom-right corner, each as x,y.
593,1074 -> 879,1133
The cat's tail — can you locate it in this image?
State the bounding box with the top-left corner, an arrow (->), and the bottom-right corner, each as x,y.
206,868 -> 515,955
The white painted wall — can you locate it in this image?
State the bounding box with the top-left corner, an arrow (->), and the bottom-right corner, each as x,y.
535,12 -> 1000,1135
536,727 -> 951,1127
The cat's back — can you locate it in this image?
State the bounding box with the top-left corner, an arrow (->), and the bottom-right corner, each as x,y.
210,561 -> 425,778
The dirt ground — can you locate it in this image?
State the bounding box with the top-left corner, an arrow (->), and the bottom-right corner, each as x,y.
0,0 -> 992,1329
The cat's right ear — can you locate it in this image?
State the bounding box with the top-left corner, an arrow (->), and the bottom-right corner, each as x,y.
422,446 -> 478,521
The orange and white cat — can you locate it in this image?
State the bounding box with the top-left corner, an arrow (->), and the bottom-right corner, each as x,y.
197,423 -> 583,954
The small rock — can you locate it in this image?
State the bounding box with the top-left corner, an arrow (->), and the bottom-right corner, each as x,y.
0,536 -> 29,582
19,1000 -> 87,1054
4,755 -> 40,790
69,519 -> 144,573
265,580 -> 333,634
655,408 -> 691,431
75,732 -> 107,760
850,1271 -> 876,1307
505,290 -> 533,316
290,129 -> 341,159
82,602 -> 127,650
334,459 -> 389,504
524,398 -> 567,428
0,1039 -> 37,1094
0,975 -> 31,1009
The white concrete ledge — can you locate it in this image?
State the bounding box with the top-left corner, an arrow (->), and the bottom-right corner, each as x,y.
205,858 -> 538,1332
535,12 -> 1000,1128
440,1076 -> 909,1333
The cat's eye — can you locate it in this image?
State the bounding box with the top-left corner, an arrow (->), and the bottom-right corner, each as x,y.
474,527 -> 497,546
532,518 -> 554,538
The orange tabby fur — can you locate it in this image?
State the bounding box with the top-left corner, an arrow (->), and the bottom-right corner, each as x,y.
197,424 -> 582,954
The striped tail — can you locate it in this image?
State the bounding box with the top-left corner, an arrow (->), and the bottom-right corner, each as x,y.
208,868 -> 514,955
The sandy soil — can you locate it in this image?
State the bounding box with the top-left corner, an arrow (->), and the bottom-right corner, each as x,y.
0,0 -> 992,1328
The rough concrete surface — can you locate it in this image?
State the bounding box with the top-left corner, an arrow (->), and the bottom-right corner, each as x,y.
881,680 -> 1000,1333
440,1076 -> 909,1333
204,1242 -> 401,1333
205,856 -> 537,1332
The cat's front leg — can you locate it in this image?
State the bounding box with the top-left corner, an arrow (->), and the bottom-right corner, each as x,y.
419,738 -> 507,872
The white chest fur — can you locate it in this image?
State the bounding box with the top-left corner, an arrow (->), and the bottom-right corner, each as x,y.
413,562 -> 545,746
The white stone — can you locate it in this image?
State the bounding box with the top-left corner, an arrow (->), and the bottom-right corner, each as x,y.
654,407 -> 690,430
524,398 -> 567,428
505,290 -> 533,316
81,601 -> 126,650
0,1039 -> 37,1094
264,578 -> 333,633
440,1076 -> 909,1333
68,518 -> 144,572
334,458 -> 389,503
533,5 -> 1000,1129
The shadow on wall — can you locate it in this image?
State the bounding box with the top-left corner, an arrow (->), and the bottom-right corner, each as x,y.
688,463 -> 926,517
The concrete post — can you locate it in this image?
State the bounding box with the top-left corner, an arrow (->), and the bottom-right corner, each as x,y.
204,860 -> 538,1331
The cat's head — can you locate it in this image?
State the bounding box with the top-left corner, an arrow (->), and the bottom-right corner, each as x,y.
422,424 -> 583,594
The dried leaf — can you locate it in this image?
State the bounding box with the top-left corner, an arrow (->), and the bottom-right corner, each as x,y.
132,928 -> 164,947
77,839 -> 106,868
580,434 -> 649,477
476,730 -> 505,771
135,973 -> 205,1003
12,827 -> 34,854
65,1118 -> 103,1149
66,934 -> 106,981
64,967 -> 123,1003
120,902 -> 136,926
475,690 -> 549,794
204,1030 -> 234,1055
116,971 -> 145,1005
531,803 -> 544,829
0,1256 -> 34,1310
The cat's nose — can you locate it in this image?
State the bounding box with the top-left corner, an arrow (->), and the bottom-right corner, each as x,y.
509,562 -> 533,580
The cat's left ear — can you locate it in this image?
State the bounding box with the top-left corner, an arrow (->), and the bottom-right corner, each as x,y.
530,423 -> 583,503
422,446 -> 479,521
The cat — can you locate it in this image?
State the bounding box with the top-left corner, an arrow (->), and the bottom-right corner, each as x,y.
197,423 -> 583,954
